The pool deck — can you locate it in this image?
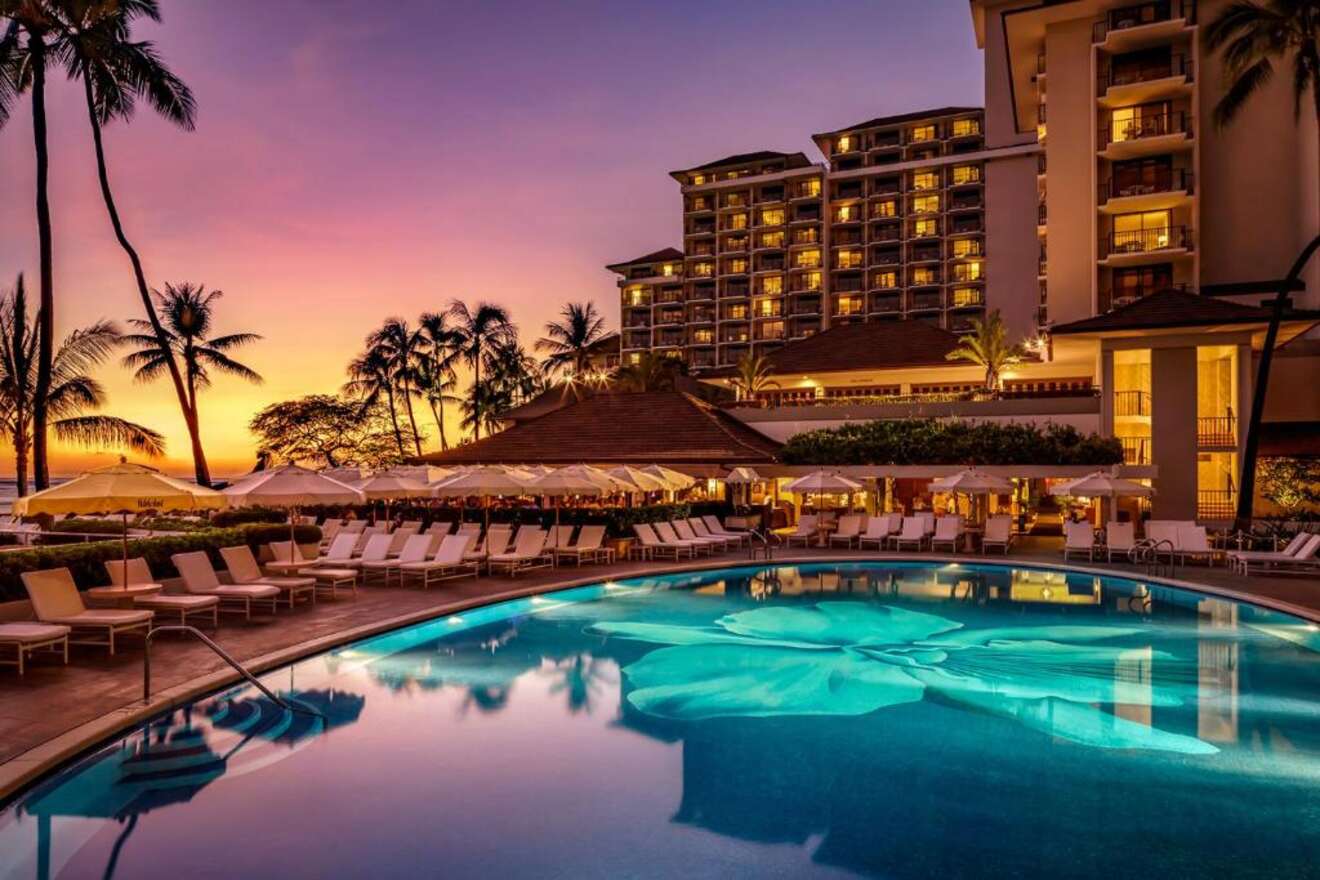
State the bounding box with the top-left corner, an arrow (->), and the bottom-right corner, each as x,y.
1,544 -> 1316,801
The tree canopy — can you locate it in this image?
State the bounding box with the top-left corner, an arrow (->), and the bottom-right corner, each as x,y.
249,394 -> 404,469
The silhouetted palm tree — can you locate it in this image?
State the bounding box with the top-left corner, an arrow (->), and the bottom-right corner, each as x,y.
369,318 -> 425,456
0,275 -> 163,495
616,351 -> 687,392
486,341 -> 545,407
944,309 -> 1023,394
45,0 -> 200,482
344,346 -> 406,458
418,311 -> 462,450
1206,0 -> 1320,128
121,284 -> 260,471
729,352 -> 780,403
536,301 -> 608,381
447,301 -> 515,440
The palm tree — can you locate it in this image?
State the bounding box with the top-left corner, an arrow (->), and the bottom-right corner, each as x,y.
487,341 -> 545,406
369,318 -> 425,456
944,309 -> 1023,394
0,275 -> 163,495
344,346 -> 405,458
447,300 -> 515,440
0,3 -> 58,488
535,301 -> 608,382
728,352 -> 780,403
121,284 -> 261,477
615,351 -> 687,393
418,311 -> 462,450
459,380 -> 510,440
1205,0 -> 1320,128
41,0 -> 200,484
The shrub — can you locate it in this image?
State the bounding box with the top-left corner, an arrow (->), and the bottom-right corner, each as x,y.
210,507 -> 289,528
0,523 -> 321,602
779,419 -> 1124,467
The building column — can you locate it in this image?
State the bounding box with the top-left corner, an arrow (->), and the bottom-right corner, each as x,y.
1150,347 -> 1198,520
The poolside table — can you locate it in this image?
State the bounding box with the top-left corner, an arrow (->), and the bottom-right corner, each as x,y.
85,583 -> 162,609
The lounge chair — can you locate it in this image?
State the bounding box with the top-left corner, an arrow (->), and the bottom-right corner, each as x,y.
688,518 -> 736,551
982,516 -> 1014,555
784,515 -> 819,548
398,520 -> 422,532
173,551 -> 281,620
632,522 -> 692,559
456,522 -> 481,538
309,532 -> 358,568
426,521 -> 453,536
1144,521 -> 1185,561
383,526 -> 419,558
1234,533 -> 1320,575
930,516 -> 962,553
104,558 -> 220,627
1063,522 -> 1095,561
267,541 -> 357,600
554,524 -> 613,566
657,521 -> 710,555
360,533 -> 432,584
1176,526 -> 1220,566
342,534 -> 393,573
829,514 -> 863,548
341,520 -> 367,534
220,546 -> 317,608
701,515 -> 751,546
319,520 -> 343,546
0,623 -> 70,675
466,526 -> 513,562
1226,532 -> 1312,574
858,516 -> 892,550
890,517 -> 929,551
21,568 -> 153,655
1102,522 -> 1135,562
488,528 -> 552,576
671,520 -> 723,553
399,534 -> 480,588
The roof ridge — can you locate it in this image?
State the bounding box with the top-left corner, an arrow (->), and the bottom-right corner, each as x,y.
679,392 -> 779,457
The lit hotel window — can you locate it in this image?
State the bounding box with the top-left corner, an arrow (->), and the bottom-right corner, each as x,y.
836,135 -> 854,153
910,124 -> 936,142
661,263 -> 676,277
727,304 -> 748,319
873,200 -> 897,218
952,239 -> 982,258
692,328 -> 714,344
693,262 -> 713,277
760,276 -> 784,296
914,218 -> 937,238
793,227 -> 818,244
874,270 -> 897,288
729,258 -> 748,274
760,208 -> 786,226
951,164 -> 980,185
835,296 -> 863,316
952,287 -> 983,307
838,250 -> 863,269
759,231 -> 785,248
913,194 -> 940,214
691,174 -> 706,185
754,298 -> 780,317
800,271 -> 822,290
626,286 -> 646,306
729,213 -> 748,230
798,178 -> 822,198
912,266 -> 936,285
795,249 -> 821,269
912,171 -> 939,191
952,118 -> 980,137
835,205 -> 858,223
954,261 -> 984,282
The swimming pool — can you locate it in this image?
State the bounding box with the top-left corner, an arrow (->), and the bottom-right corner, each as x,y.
2,561 -> 1319,879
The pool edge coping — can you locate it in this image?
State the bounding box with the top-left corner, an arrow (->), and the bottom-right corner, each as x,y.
2,553 -> 1315,803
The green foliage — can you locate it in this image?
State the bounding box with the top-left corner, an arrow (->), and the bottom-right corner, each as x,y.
0,524 -> 321,602
1256,456 -> 1320,516
250,394 -> 403,469
46,518 -> 128,536
780,419 -> 1124,466
210,506 -> 289,528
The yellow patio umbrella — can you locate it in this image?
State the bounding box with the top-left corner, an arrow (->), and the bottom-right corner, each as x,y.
12,460 -> 228,591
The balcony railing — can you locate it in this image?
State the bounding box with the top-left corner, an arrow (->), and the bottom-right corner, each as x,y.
1197,489 -> 1235,520
1119,436 -> 1150,465
1198,414 -> 1236,447
1105,225 -> 1189,257
1038,203 -> 1048,224
1099,282 -> 1191,311
1114,389 -> 1151,417
949,195 -> 984,211
1099,55 -> 1193,92
1099,111 -> 1191,147
1100,169 -> 1193,202
1093,0 -> 1195,42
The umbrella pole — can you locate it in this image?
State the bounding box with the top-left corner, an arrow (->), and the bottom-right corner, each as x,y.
121,512 -> 130,591
290,506 -> 298,560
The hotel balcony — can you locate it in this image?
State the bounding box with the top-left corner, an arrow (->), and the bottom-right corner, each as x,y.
653,310 -> 685,327
788,295 -> 822,315
909,246 -> 943,264
950,286 -> 985,309
1114,389 -> 1151,417
1197,489 -> 1235,521
950,217 -> 984,235
1099,112 -> 1193,159
1098,55 -> 1194,107
909,290 -> 945,311
1198,413 -> 1237,448
1099,281 -> 1191,312
947,193 -> 984,212
690,351 -> 717,370
719,326 -> 751,344
623,314 -> 652,329
1093,0 -> 1196,49
717,345 -> 750,367
869,292 -> 903,314
1098,169 -> 1193,212
1119,436 -> 1151,465
1099,225 -> 1192,265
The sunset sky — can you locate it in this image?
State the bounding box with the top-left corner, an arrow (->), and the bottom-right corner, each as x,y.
0,0 -> 982,478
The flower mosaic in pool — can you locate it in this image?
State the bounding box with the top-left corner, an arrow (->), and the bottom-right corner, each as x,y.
2,562 -> 1319,879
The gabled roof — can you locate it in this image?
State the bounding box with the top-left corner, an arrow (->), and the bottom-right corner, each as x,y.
812,106 -> 983,140
417,392 -> 780,465
669,151 -> 814,181
705,320 -> 964,378
1050,288 -> 1274,335
605,247 -> 684,273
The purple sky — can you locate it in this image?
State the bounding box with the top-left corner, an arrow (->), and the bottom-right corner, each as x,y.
0,0 -> 984,472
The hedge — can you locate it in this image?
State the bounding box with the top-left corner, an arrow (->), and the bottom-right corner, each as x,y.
0,523 -> 321,602
779,419 -> 1124,467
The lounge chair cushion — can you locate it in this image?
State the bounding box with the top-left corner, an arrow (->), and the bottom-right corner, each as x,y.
136,594 -> 218,610
0,623 -> 70,643
46,609 -> 153,626
208,584 -> 281,599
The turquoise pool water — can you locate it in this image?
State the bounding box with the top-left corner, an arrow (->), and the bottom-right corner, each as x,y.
2,562 -> 1319,878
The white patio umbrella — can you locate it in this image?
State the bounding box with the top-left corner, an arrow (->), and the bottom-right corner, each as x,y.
724,467 -> 763,506
784,470 -> 863,517
431,466 -> 533,538
13,460 -> 228,590
223,464 -> 365,549
555,464 -> 630,493
928,468 -> 1012,523
321,466 -> 372,485
383,465 -> 453,484
529,469 -> 604,548
643,464 -> 696,492
354,473 -> 430,524
608,465 -> 668,493
1048,470 -> 1153,523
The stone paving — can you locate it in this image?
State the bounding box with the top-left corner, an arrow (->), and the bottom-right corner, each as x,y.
0,545 -> 1315,776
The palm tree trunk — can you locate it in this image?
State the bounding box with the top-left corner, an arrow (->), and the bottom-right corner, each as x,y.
384,385 -> 405,457
79,73 -> 209,485
1234,233 -> 1320,531
401,380 -> 422,456
428,399 -> 448,451
29,35 -> 54,492
472,346 -> 483,441
13,416 -> 29,499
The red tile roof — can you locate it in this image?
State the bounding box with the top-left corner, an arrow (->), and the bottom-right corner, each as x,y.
706,320 -> 964,378
418,392 -> 780,465
1050,289 -> 1273,335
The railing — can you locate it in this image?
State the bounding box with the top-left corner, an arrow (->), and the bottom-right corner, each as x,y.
1100,111 -> 1191,147
1198,414 -> 1236,446
1100,169 -> 1193,201
950,196 -> 983,211
1114,389 -> 1151,416
1105,225 -> 1189,256
144,625 -> 323,718
1119,436 -> 1150,464
1100,281 -> 1190,311
1093,0 -> 1195,42
1198,489 -> 1236,520
728,386 -> 1102,409
1100,55 -> 1193,92
870,296 -> 903,313
1038,203 -> 1047,223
